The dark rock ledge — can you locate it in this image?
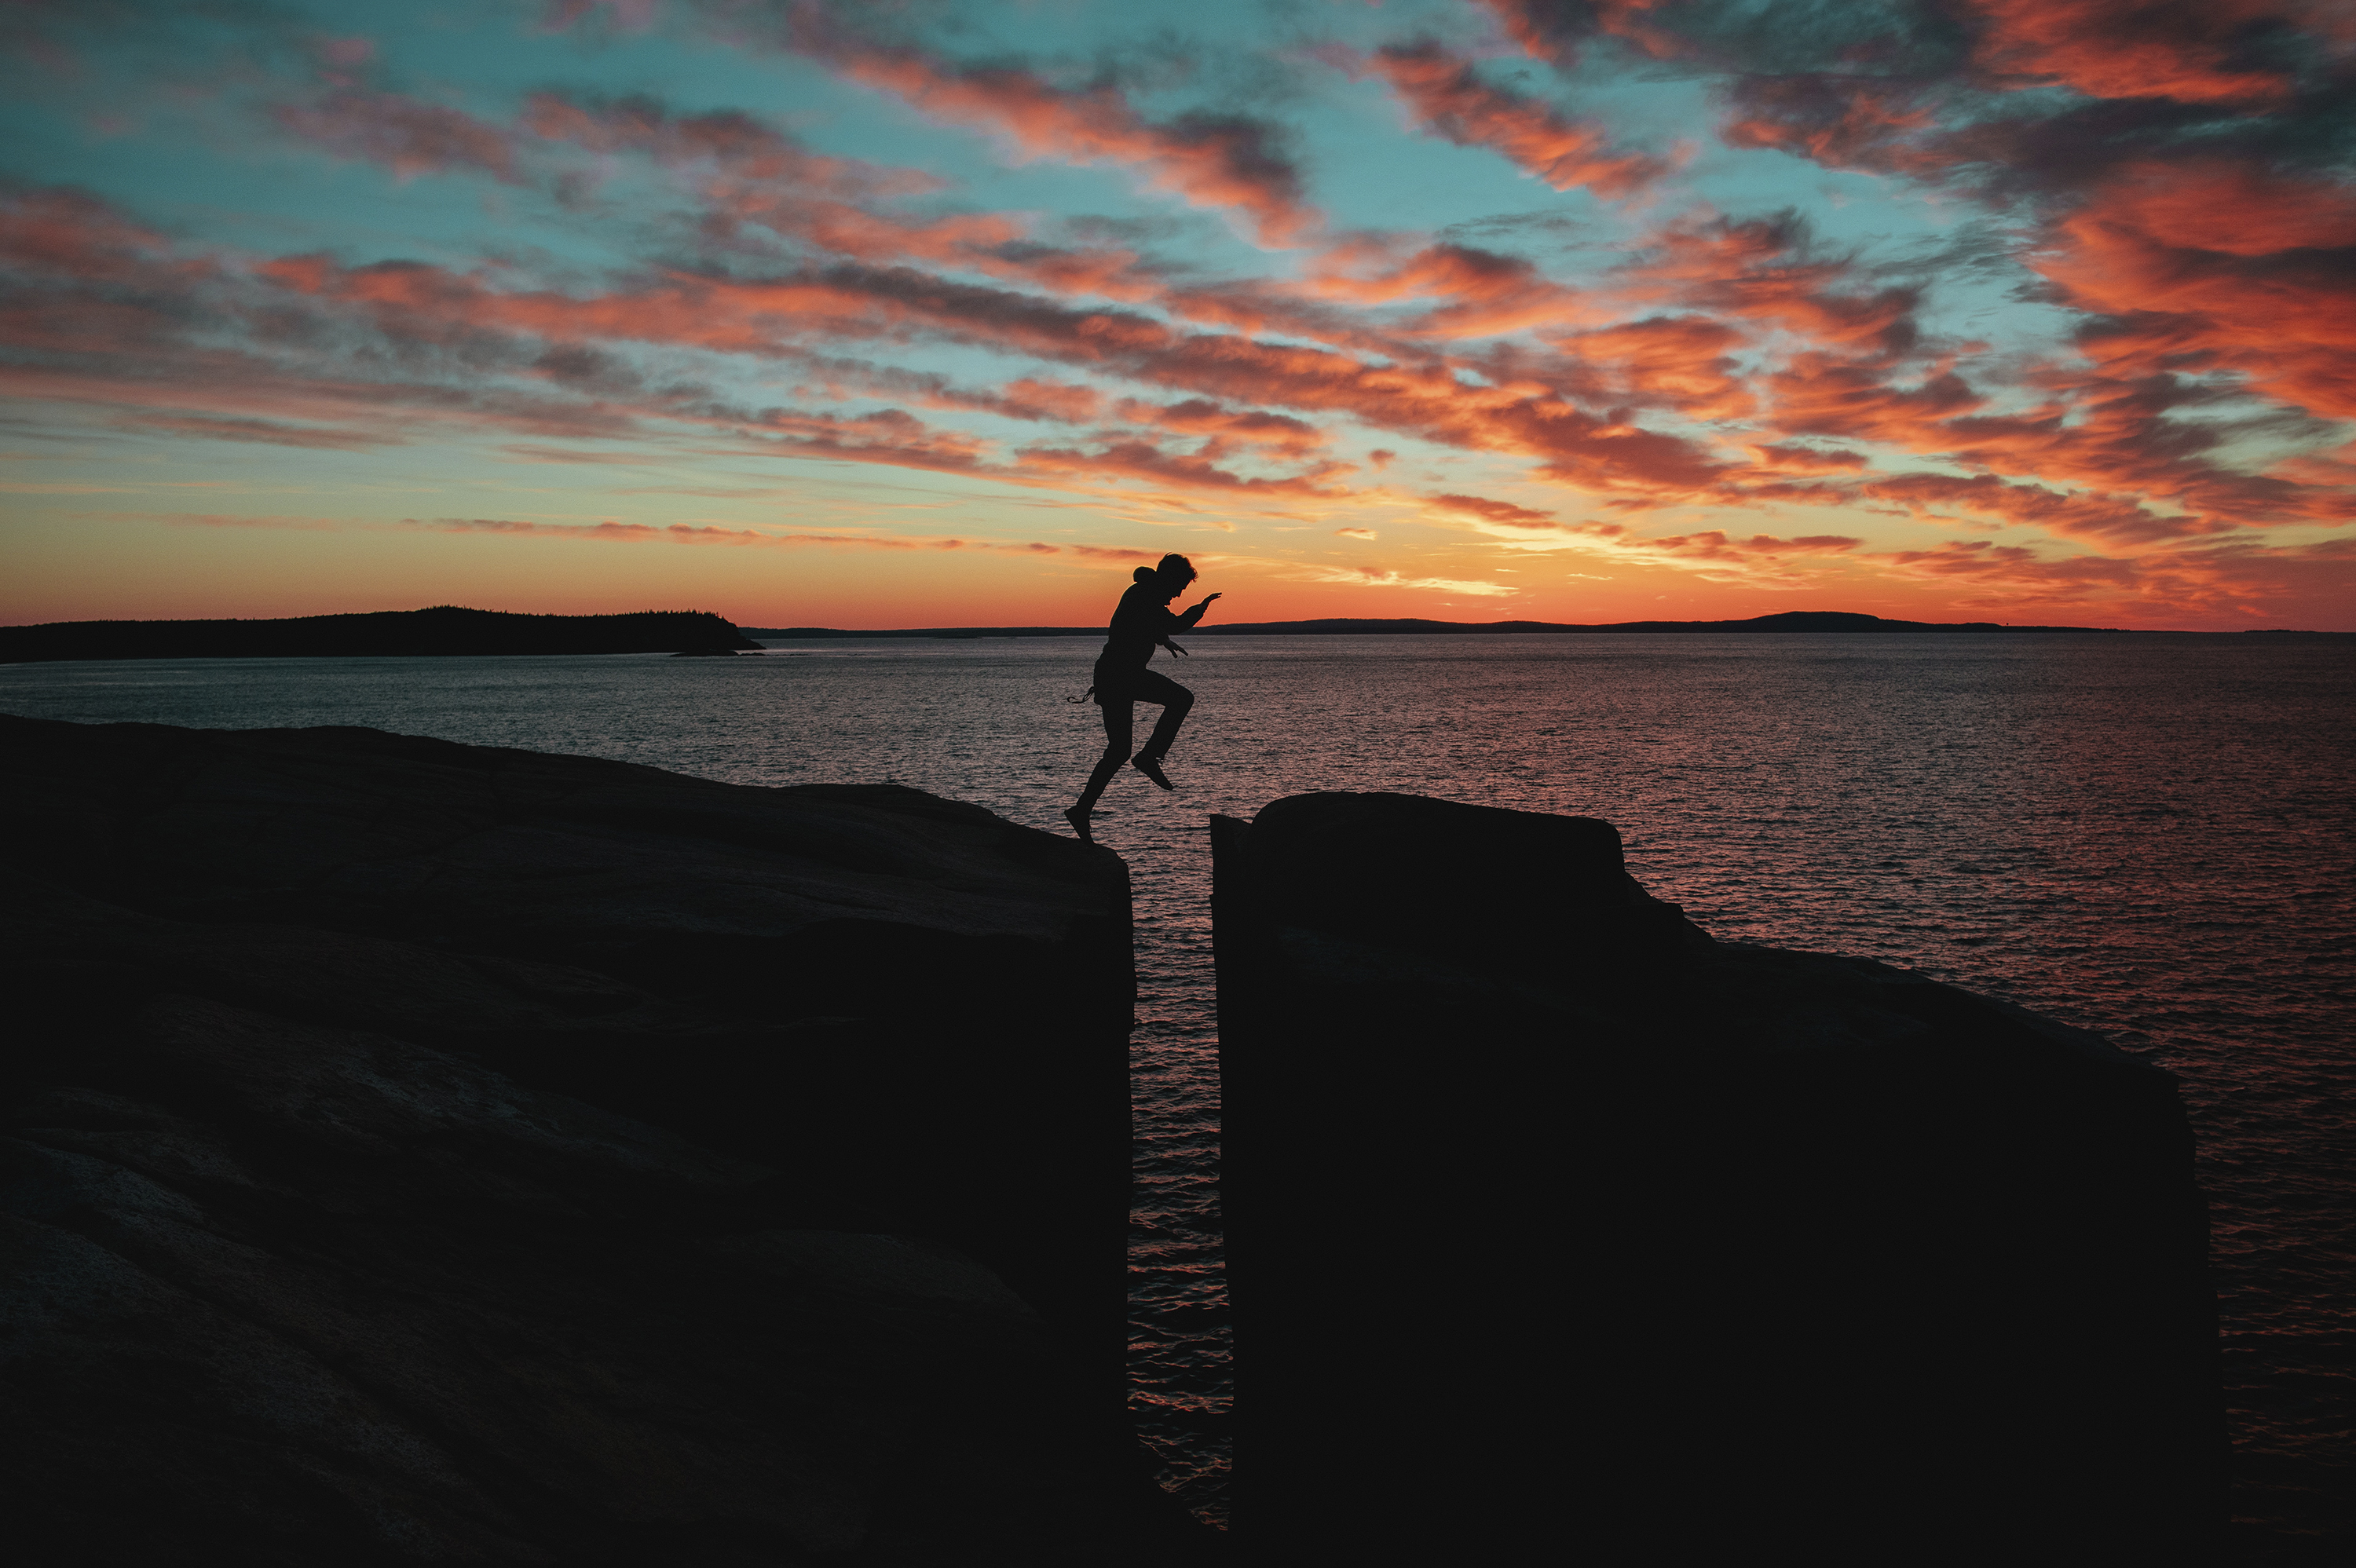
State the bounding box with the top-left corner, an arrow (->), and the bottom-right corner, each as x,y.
1213,792 -> 2223,1565
0,715 -> 1208,1565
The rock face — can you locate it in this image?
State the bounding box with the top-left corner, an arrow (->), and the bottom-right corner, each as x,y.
0,715 -> 1187,1563
1212,791 -> 2221,1564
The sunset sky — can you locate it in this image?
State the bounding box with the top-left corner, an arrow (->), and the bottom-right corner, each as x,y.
4,0 -> 2352,630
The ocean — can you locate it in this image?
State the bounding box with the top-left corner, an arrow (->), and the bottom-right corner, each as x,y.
5,633 -> 2349,1552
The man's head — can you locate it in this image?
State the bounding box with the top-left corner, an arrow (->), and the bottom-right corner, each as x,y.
1154,554 -> 1197,600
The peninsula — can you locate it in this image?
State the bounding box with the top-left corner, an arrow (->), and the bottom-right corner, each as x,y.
0,605 -> 763,663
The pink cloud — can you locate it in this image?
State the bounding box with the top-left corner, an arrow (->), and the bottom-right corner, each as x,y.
1370,40 -> 1669,200
404,517 -> 1162,561
788,20 -> 1320,248
1426,492 -> 1560,527
274,90 -> 521,184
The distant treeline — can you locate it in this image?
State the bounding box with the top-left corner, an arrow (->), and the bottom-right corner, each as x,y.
746,611 -> 2340,639
0,606 -> 763,663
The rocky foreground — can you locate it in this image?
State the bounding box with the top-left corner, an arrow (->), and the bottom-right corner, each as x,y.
1214,793 -> 2223,1564
0,715 -> 1207,1565
1,718 -> 2228,1563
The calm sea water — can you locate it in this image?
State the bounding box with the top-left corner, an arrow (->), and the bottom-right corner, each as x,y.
5,634 -> 2350,1552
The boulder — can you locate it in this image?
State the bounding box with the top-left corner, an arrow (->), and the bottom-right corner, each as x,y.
1212,791 -> 2220,1564
0,715 -> 1194,1563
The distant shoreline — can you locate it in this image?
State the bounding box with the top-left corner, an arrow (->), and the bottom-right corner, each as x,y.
4,608 -> 2343,663
0,606 -> 762,663
750,611 -> 2344,639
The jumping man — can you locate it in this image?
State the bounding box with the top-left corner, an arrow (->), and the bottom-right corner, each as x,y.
1065,554 -> 1220,842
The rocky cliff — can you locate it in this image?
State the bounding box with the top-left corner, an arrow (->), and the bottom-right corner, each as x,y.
0,715 -> 1194,1564
1213,791 -> 2222,1563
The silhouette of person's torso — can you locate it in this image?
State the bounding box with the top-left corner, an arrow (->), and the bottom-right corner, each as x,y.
1100,581 -> 1176,673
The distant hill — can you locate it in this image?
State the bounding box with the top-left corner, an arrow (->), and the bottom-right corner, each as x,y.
0,606 -> 763,663
12,609 -> 2332,663
747,611 -> 2335,638
1196,612 -> 2098,634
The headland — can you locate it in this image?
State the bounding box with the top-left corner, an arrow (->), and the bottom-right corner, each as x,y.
0,605 -> 763,663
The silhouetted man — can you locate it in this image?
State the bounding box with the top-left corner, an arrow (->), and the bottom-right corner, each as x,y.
1065,554 -> 1220,842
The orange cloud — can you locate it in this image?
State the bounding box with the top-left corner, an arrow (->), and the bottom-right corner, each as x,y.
2035,160 -> 2356,422
521,91 -> 933,199
788,20 -> 1319,248
1298,564 -> 1520,595
1720,77 -> 1952,177
274,89 -> 521,184
1860,472 -> 2219,544
1641,529 -> 1864,559
9,152 -> 2343,573
1614,211 -> 1924,358
1000,378 -> 1104,424
276,83 -> 1173,306
1474,0 -> 1689,68
1966,0 -> 2306,107
139,513 -> 343,530
1545,314 -> 1754,418
1882,538 -> 2138,589
401,517 -> 1159,560
1869,534 -> 2356,621
115,413 -> 403,450
252,242 -> 1740,497
1765,353 -> 1983,445
1013,440 -> 1352,504
1112,398 -> 1330,458
1746,442 -> 1867,473
1302,242 -> 1597,340
1370,40 -> 1668,199
1425,492 -> 1560,528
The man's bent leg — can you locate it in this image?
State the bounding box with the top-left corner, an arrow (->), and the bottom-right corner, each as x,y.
1135,679 -> 1194,763
1074,702 -> 1134,815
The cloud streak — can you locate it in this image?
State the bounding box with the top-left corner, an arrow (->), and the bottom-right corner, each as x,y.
784,11 -> 1321,248
401,517 -> 1164,560
1370,40 -> 1669,199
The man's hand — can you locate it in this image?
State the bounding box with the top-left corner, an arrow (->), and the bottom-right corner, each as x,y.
1197,592 -> 1223,611
1164,638 -> 1190,656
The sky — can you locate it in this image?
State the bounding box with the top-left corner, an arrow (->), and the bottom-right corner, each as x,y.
3,0 -> 2352,630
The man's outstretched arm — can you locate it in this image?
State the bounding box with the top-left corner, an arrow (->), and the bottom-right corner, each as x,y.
1170,591 -> 1222,630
